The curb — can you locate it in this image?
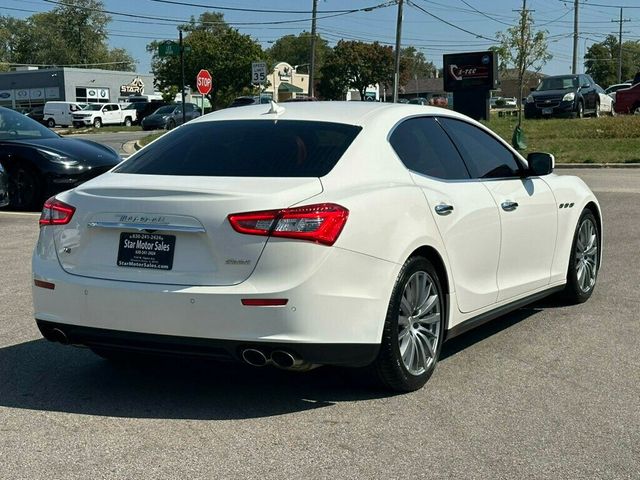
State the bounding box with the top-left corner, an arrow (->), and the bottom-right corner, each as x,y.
122,140 -> 138,155
556,163 -> 640,169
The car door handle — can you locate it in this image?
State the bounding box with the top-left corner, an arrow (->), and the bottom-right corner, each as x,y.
435,204 -> 454,216
501,200 -> 519,212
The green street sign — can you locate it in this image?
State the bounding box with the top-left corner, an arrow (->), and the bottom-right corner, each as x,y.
159,42 -> 179,57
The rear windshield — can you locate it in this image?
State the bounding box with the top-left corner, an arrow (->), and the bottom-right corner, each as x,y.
115,120 -> 362,177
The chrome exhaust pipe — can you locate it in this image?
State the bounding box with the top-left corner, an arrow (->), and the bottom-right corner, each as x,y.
241,348 -> 269,367
50,328 -> 69,345
271,350 -> 318,371
271,350 -> 302,369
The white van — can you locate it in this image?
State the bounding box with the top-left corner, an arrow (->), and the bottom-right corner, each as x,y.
43,101 -> 88,128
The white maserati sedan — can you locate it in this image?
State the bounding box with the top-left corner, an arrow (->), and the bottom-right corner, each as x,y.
32,102 -> 602,392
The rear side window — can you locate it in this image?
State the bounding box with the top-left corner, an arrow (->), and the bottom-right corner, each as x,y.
115,120 -> 362,177
438,118 -> 522,179
389,117 -> 470,180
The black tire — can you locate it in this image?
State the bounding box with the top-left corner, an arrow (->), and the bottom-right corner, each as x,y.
594,101 -> 600,118
576,101 -> 584,119
124,117 -> 132,127
46,118 -> 55,128
93,118 -> 102,128
562,209 -> 600,304
166,119 -> 176,130
371,256 -> 445,392
8,167 -> 41,211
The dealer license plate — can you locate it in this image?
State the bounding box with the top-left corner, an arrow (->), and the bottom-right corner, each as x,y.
117,232 -> 176,270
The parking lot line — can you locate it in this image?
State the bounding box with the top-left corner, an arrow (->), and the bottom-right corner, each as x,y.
0,211 -> 40,217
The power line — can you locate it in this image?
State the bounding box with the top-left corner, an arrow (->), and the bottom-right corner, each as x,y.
457,0 -> 514,27
41,0 -> 395,27
146,0 -> 380,14
406,0 -> 499,42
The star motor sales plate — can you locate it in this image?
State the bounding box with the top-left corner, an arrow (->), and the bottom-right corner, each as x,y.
117,232 -> 176,270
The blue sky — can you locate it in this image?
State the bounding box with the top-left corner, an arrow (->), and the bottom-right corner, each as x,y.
3,0 -> 640,78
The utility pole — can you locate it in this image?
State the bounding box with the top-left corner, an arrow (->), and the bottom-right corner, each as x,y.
179,28 -> 186,125
309,0 -> 318,98
612,8 -> 631,84
393,0 -> 404,103
572,0 -> 578,74
517,0 -> 528,127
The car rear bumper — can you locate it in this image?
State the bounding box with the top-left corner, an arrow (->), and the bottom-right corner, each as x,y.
36,319 -> 379,366
524,101 -> 575,118
32,238 -> 399,365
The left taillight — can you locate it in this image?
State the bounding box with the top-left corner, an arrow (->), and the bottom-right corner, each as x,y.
39,196 -> 76,226
228,203 -> 349,246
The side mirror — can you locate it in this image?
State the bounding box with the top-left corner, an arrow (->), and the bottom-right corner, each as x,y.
582,83 -> 590,89
527,152 -> 554,176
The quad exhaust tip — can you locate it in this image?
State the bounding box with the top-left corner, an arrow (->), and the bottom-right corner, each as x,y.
241,348 -> 269,367
49,328 -> 69,345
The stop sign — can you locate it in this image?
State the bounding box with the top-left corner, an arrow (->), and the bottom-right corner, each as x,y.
196,69 -> 212,95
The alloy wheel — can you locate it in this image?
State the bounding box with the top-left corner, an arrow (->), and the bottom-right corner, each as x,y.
576,218 -> 598,293
398,271 -> 441,375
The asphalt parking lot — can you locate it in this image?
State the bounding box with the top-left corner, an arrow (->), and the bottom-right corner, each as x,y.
0,169 -> 638,479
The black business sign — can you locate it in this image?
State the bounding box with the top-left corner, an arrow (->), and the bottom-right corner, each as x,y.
443,51 -> 498,92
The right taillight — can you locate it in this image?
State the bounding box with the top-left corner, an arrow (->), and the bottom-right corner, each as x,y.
228,203 -> 349,246
39,197 -> 76,226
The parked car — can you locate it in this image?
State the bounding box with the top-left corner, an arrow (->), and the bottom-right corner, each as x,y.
72,103 -> 136,128
32,102 -> 602,392
408,97 -> 428,106
0,106 -> 120,210
140,103 -> 201,130
282,97 -> 318,102
614,82 -> 640,114
0,161 -> 8,207
595,84 -> 615,116
228,96 -> 273,108
123,101 -> 168,125
26,105 -> 45,124
604,83 -> 632,102
43,101 -> 88,128
525,74 -> 599,118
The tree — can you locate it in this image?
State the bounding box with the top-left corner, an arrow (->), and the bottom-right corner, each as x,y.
266,32 -> 330,75
494,8 -> 551,130
399,46 -> 436,87
318,40 -> 394,100
585,35 -> 640,86
148,12 -> 264,109
0,1 -> 135,70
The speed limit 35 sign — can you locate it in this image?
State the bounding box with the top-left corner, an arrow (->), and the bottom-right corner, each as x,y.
252,62 -> 267,84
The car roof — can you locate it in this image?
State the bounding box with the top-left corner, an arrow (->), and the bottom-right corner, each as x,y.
193,101 -> 466,127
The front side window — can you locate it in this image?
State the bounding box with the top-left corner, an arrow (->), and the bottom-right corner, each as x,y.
438,118 -> 522,179
115,120 -> 362,177
389,117 -> 470,180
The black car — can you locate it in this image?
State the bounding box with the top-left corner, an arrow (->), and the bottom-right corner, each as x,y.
0,161 -> 8,208
140,103 -> 201,130
123,100 -> 167,125
26,105 -> 45,124
228,95 -> 272,107
525,74 -> 599,119
0,106 -> 120,210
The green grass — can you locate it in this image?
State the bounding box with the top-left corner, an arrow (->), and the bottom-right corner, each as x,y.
482,114 -> 640,164
138,132 -> 165,147
136,114 -> 640,164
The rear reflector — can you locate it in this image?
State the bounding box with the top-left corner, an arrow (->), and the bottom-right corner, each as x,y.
241,299 -> 288,306
34,279 -> 55,290
39,197 -> 76,226
228,203 -> 348,246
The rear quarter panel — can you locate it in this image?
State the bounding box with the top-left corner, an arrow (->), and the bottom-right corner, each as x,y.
541,173 -> 602,283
